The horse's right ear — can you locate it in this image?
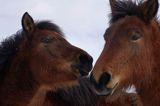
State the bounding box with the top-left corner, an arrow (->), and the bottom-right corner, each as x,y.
22,12 -> 35,33
139,0 -> 159,22
109,0 -> 117,14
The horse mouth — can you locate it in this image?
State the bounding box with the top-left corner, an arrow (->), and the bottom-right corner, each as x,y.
93,83 -> 119,96
90,74 -> 119,96
71,64 -> 92,77
109,83 -> 119,95
78,68 -> 90,76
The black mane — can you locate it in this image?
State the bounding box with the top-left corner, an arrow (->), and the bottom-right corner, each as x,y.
47,78 -> 97,106
0,21 -> 63,81
36,21 -> 64,35
110,0 -> 144,23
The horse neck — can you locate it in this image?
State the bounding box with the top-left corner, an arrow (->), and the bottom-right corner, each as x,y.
137,26 -> 160,106
0,56 -> 39,105
137,63 -> 160,106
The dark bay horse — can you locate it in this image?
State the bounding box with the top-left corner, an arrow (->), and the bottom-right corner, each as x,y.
90,0 -> 160,106
0,12 -> 93,106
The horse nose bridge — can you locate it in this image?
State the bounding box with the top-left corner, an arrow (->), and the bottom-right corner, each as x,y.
69,45 -> 93,61
93,60 -> 113,74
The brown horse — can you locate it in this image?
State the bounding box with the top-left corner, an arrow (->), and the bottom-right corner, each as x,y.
90,0 -> 160,106
0,12 -> 93,106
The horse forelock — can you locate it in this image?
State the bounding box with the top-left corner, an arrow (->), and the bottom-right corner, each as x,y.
109,0 -> 159,24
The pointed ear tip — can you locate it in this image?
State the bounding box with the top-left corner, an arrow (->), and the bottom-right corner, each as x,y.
22,12 -> 34,24
24,12 -> 29,15
23,12 -> 30,18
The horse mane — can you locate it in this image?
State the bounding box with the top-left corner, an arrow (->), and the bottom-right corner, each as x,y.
36,21 -> 64,35
0,21 -> 63,81
47,78 -> 97,106
109,0 -> 158,23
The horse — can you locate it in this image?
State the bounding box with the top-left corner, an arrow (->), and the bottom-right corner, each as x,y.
90,0 -> 160,106
0,12 -> 93,106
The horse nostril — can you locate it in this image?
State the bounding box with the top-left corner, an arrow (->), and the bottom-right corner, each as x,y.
79,53 -> 93,65
99,72 -> 111,88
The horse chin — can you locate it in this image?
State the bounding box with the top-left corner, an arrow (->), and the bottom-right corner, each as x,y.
102,86 -> 125,103
104,84 -> 137,102
93,83 -> 119,96
73,68 -> 89,77
71,64 -> 90,77
104,89 -> 122,102
72,69 -> 82,78
79,69 -> 89,76
92,86 -> 112,96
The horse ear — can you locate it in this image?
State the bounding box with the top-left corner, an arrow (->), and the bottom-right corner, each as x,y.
109,0 -> 117,13
22,12 -> 35,33
139,0 -> 159,22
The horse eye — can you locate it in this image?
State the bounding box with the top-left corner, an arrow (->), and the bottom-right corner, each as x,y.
41,37 -> 53,43
130,32 -> 142,41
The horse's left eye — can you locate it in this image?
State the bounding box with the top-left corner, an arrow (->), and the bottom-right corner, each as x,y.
41,37 -> 53,43
130,31 -> 142,41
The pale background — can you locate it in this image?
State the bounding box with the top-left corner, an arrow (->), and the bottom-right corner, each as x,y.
0,0 -> 160,64
0,0 -> 111,64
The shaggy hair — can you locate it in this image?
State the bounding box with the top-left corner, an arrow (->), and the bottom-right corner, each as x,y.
109,0 -> 158,23
47,78 -> 97,106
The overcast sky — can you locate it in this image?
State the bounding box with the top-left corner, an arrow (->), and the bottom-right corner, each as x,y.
0,0 -> 160,64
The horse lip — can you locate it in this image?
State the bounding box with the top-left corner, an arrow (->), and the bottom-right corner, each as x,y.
92,83 -> 119,96
93,86 -> 112,96
89,74 -> 119,96
110,83 -> 119,95
89,74 -> 110,96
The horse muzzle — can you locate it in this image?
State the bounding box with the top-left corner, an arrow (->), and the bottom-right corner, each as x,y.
89,72 -> 119,96
72,53 -> 93,76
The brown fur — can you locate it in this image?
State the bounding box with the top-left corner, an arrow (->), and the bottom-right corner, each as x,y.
91,0 -> 160,106
96,92 -> 143,106
0,12 -> 93,106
